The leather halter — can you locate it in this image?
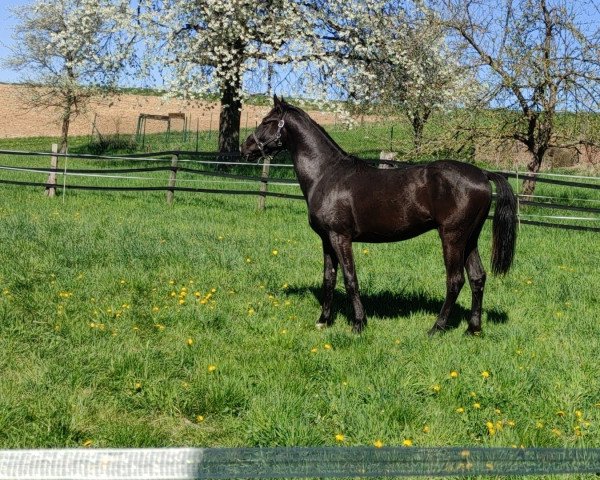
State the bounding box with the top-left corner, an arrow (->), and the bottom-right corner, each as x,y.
252,119 -> 285,156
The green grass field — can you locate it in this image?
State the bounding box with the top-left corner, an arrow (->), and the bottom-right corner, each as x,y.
0,171 -> 599,453
0,121 -> 599,480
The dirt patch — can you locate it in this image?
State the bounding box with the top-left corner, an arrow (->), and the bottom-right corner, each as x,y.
0,83 -> 340,139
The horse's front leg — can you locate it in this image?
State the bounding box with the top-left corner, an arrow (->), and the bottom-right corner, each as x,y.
329,233 -> 367,333
316,238 -> 339,329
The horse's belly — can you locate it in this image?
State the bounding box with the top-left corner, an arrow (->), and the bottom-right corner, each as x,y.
354,219 -> 436,243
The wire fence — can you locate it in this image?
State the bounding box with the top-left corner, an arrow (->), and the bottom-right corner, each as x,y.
0,148 -> 599,232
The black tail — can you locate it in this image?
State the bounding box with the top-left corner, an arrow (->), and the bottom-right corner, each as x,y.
486,171 -> 517,275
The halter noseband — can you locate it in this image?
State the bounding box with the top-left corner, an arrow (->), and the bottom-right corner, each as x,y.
253,119 -> 285,157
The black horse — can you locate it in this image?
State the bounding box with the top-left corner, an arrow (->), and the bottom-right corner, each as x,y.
241,96 -> 517,335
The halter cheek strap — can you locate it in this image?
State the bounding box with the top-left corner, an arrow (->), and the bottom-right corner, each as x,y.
253,119 -> 285,156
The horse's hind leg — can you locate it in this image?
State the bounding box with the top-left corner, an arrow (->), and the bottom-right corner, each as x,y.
329,233 -> 366,333
316,237 -> 339,329
429,233 -> 465,335
465,247 -> 486,335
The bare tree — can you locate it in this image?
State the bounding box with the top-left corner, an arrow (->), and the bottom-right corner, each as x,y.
3,0 -> 134,153
437,0 -> 600,194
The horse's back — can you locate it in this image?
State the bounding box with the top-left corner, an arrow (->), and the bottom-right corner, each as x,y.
309,159 -> 492,242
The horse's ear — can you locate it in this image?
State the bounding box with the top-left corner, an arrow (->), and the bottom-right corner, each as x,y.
273,94 -> 281,107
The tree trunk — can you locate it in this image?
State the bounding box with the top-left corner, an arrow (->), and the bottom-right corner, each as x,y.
521,151 -> 543,196
59,106 -> 72,154
412,115 -> 424,153
218,81 -> 242,163
409,108 -> 430,154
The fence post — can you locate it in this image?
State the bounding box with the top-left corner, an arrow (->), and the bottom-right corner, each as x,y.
167,153 -> 179,205
44,143 -> 58,197
257,156 -> 271,211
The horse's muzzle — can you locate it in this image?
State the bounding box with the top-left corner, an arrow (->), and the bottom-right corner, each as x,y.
240,137 -> 261,162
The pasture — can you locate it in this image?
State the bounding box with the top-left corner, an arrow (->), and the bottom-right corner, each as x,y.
0,176 -> 599,453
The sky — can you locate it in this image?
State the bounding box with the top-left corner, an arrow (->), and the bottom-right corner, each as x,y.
0,0 -> 28,83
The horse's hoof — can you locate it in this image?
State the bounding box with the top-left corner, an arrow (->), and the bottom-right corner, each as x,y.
465,328 -> 482,337
315,322 -> 328,330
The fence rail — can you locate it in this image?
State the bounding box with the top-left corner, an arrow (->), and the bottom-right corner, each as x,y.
2,446 -> 600,479
0,148 -> 599,231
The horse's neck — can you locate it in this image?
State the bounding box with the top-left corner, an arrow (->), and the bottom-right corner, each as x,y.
286,114 -> 347,193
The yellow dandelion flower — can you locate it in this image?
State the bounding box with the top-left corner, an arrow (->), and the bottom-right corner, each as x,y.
536,421 -> 544,429
310,347 -> 318,353
473,403 -> 481,409
486,421 -> 496,436
324,343 -> 332,350
272,249 -> 279,256
481,371 -> 490,379
450,370 -> 459,379
152,306 -> 160,313
432,384 -> 441,393
207,365 -> 217,373
82,439 -> 93,448
362,248 -> 369,255
187,338 -> 194,346
247,307 -> 255,316
134,382 -> 142,391
335,433 -> 345,442
196,415 -> 205,423
402,439 -> 413,447
373,439 -> 384,448
422,425 -> 430,433
456,407 -> 465,414
575,410 -> 583,419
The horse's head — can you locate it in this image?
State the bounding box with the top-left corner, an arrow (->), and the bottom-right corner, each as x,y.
241,95 -> 288,161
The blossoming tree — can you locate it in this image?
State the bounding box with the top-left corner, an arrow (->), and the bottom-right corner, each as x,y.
4,0 -> 135,152
137,0 -> 441,157
342,10 -> 480,152
137,0 -> 317,157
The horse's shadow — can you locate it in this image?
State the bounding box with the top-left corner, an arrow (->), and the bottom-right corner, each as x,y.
287,286 -> 508,330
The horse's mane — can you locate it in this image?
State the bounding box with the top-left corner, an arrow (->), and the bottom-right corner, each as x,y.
282,102 -> 351,159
